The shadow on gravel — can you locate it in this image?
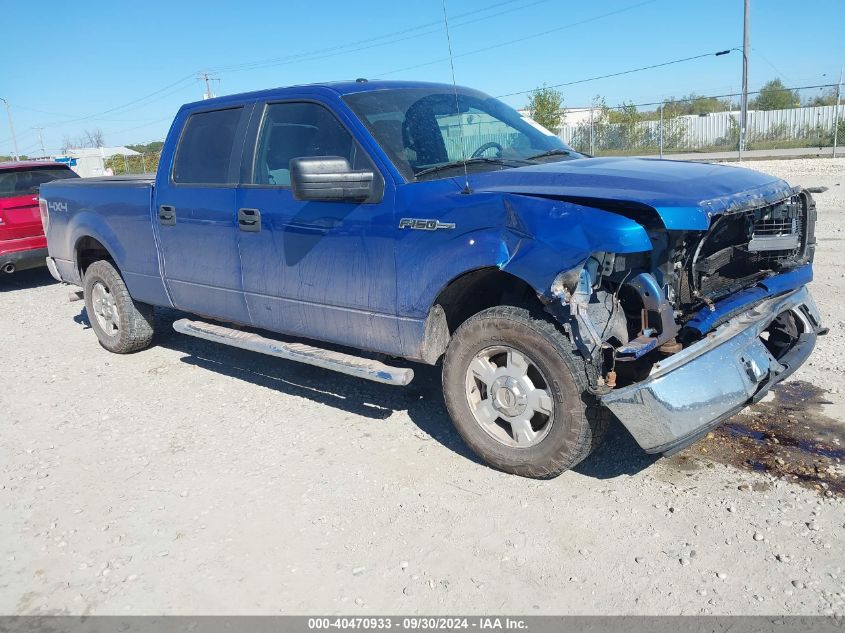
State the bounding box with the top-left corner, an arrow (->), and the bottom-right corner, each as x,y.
74,308 -> 91,329
574,422 -> 660,479
148,308 -> 484,465
71,305 -> 666,476
0,267 -> 56,292
69,302 -> 845,487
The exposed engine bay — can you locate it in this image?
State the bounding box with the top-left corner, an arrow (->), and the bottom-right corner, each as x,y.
552,190 -> 817,392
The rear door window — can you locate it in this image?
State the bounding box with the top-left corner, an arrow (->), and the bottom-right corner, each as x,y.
0,166 -> 78,198
172,107 -> 243,185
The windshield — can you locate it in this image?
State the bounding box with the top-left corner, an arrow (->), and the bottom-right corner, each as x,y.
0,166 -> 78,198
343,87 -> 580,181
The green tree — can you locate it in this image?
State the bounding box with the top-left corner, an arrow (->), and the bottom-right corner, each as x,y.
751,79 -> 800,110
805,88 -> 838,107
608,102 -> 647,149
105,151 -> 160,175
660,93 -> 731,118
569,95 -> 610,153
527,86 -> 564,134
127,140 -> 165,154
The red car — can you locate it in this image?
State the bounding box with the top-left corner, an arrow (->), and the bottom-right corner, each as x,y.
1,161 -> 78,274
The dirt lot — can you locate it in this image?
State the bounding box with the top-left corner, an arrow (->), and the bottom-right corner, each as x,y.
1,158 -> 844,616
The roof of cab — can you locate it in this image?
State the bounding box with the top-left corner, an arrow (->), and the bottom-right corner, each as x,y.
180,80 -> 470,110
0,160 -> 69,171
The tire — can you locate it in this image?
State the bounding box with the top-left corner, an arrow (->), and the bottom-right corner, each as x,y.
442,305 -> 608,478
83,260 -> 155,354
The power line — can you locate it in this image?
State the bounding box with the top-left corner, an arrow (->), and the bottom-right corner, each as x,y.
372,0 -> 660,79
0,0 -> 557,143
496,49 -> 734,98
751,46 -> 791,83
210,0 -> 552,75
5,3 -> 543,136
8,101 -> 168,123
0,127 -> 35,146
2,0 -> 657,144
564,82 -> 838,111
38,74 -> 197,128
99,115 -> 175,138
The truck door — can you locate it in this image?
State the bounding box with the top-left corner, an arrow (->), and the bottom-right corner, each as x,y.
235,100 -> 400,354
154,105 -> 252,323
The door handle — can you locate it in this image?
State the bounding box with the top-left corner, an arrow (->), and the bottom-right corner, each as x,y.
159,205 -> 176,226
238,208 -> 261,232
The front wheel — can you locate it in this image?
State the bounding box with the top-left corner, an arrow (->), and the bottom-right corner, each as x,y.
442,306 -> 608,478
83,260 -> 155,354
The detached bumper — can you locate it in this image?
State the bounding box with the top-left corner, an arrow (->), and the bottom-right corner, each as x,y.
601,286 -> 822,455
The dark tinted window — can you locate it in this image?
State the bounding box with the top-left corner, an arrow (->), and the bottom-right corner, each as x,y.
173,107 -> 242,184
0,165 -> 78,198
252,102 -> 371,186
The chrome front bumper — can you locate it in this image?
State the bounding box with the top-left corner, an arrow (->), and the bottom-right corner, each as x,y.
601,286 -> 822,455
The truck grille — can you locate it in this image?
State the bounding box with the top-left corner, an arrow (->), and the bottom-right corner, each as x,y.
753,214 -> 797,235
681,193 -> 812,309
746,195 -> 804,264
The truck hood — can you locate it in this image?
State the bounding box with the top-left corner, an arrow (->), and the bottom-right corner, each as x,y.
469,157 -> 797,230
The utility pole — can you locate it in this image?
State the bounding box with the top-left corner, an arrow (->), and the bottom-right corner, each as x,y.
1,97 -> 19,160
739,0 -> 750,160
659,102 -> 664,159
33,127 -> 46,158
834,66 -> 842,158
198,72 -> 218,100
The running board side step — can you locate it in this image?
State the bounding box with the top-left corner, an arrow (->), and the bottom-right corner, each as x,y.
173,319 -> 414,386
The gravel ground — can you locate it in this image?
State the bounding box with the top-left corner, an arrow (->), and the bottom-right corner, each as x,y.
1,158 -> 844,616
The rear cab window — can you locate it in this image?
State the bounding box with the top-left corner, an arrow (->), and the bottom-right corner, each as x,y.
172,107 -> 244,185
0,165 -> 78,198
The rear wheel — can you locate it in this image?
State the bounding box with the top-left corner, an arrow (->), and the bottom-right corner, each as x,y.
442,306 -> 608,478
83,260 -> 154,353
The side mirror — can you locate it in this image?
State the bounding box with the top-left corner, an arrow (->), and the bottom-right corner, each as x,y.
290,156 -> 375,202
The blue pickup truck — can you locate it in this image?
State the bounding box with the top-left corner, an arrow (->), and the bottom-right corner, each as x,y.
40,80 -> 823,477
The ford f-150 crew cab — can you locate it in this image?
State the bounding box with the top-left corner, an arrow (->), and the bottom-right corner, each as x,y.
40,80 -> 824,478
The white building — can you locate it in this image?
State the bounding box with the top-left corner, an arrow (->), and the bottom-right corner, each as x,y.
57,146 -> 140,178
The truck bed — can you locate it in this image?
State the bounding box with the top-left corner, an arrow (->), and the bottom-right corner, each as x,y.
40,175 -> 170,307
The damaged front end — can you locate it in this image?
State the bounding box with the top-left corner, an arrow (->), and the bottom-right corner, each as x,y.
547,189 -> 824,454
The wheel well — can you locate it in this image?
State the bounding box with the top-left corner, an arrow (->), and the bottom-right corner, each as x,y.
434,268 -> 543,333
75,236 -> 114,277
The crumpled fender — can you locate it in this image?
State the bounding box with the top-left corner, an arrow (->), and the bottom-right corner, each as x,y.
398,191 -> 652,319
496,193 -> 651,291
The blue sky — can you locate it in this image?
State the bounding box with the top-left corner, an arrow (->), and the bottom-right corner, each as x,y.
2,0 -> 842,156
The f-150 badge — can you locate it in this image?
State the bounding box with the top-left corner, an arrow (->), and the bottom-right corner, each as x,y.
398,218 -> 456,231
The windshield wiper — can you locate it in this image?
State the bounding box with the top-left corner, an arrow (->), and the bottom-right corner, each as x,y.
524,149 -> 574,161
414,157 -> 520,179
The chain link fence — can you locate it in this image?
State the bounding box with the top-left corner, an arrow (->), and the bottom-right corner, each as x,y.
104,152 -> 161,175
558,84 -> 844,157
